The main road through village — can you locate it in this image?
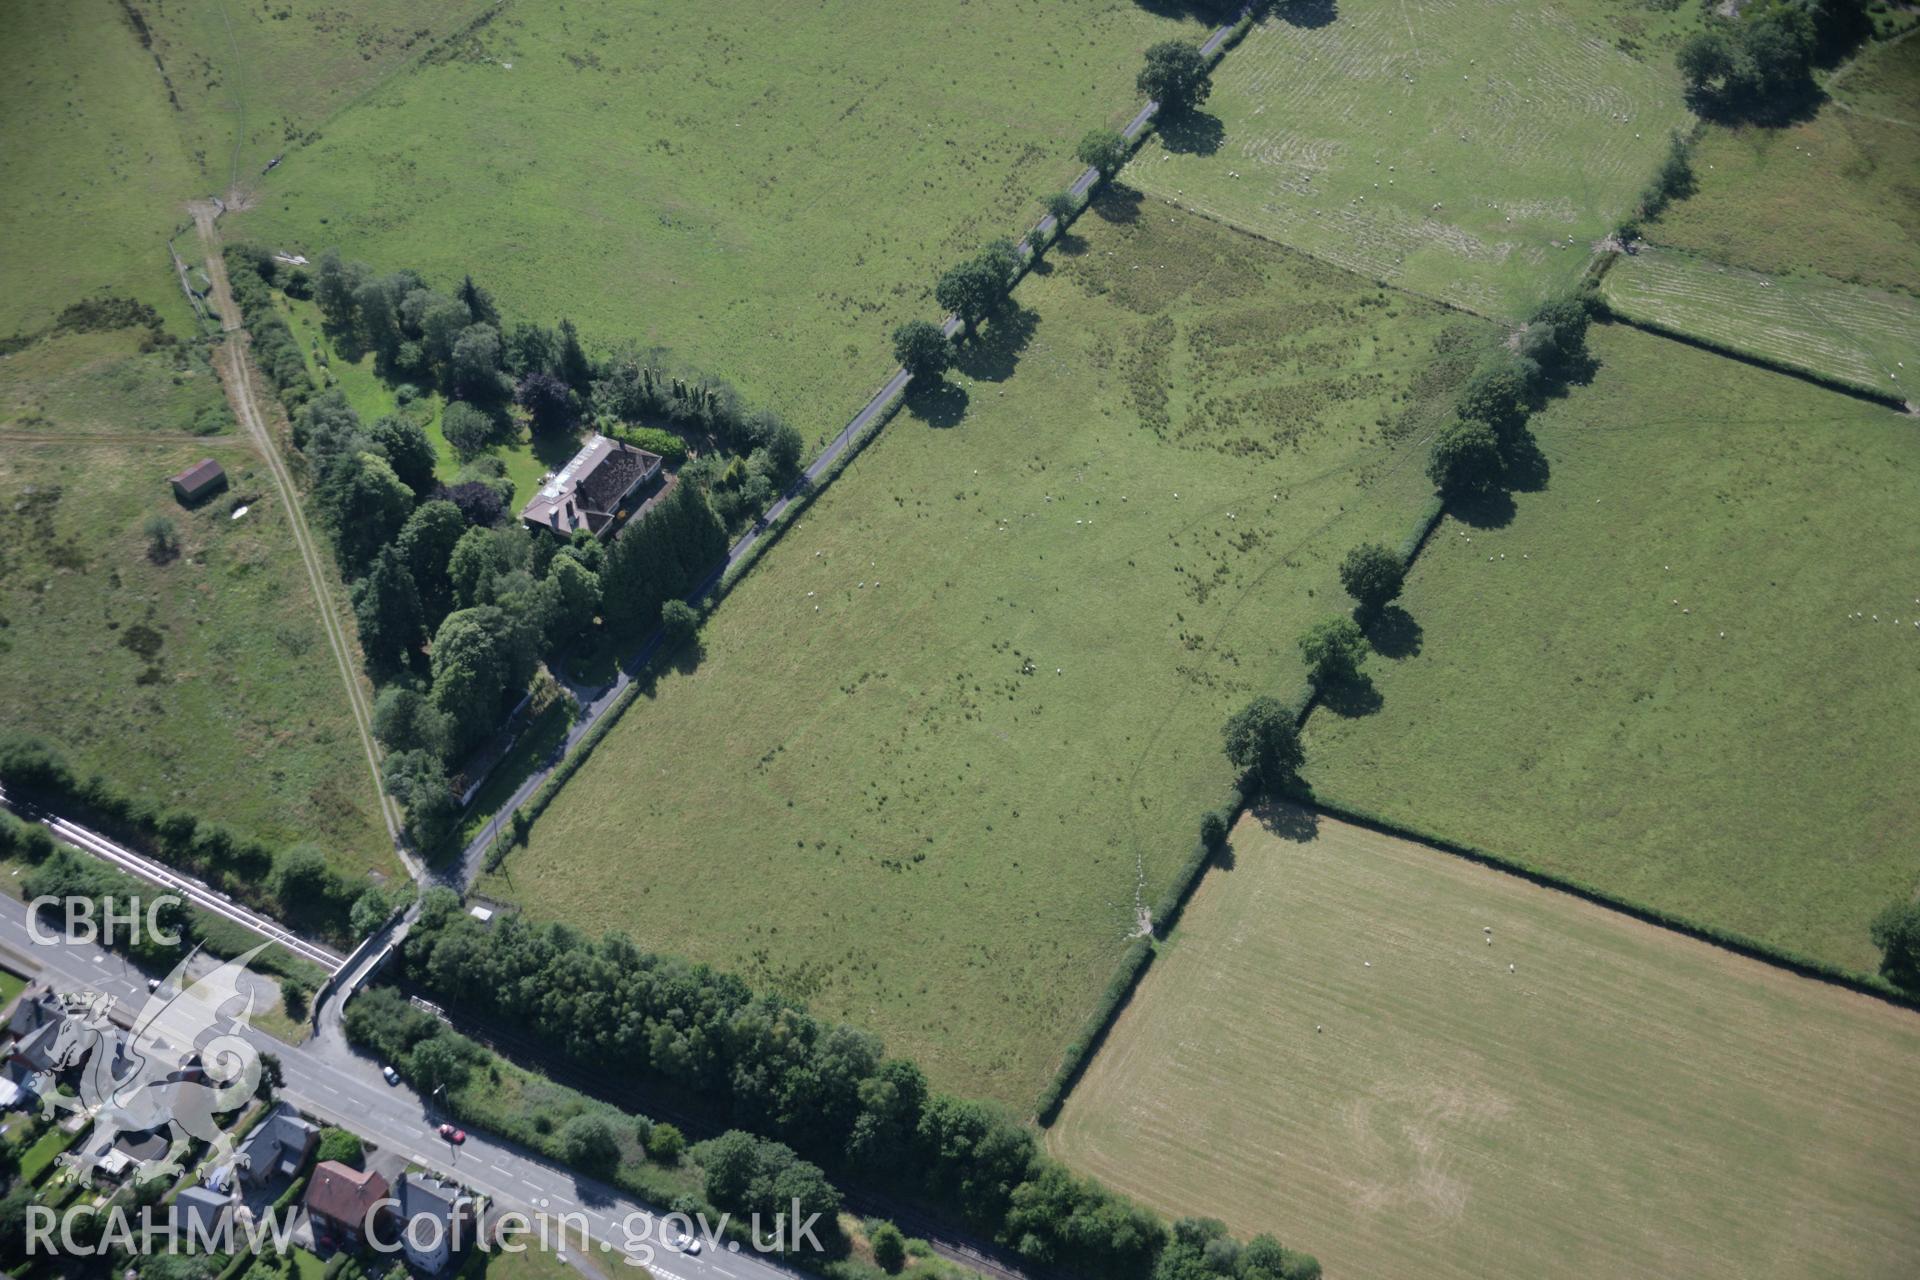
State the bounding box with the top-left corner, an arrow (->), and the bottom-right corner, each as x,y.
0,894 -> 798,1280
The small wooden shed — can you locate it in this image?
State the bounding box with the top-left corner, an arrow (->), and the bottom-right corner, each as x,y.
169,458 -> 226,505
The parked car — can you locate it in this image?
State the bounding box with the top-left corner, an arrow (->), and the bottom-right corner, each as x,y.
437,1123 -> 466,1144
382,1065 -> 401,1085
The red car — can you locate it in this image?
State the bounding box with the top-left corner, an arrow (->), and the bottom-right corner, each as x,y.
437,1123 -> 466,1144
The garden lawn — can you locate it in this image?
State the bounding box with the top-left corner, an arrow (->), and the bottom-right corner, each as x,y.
1642,29 -> 1920,298
1048,807 -> 1920,1280
1303,323 -> 1920,975
0,0 -> 202,338
487,198 -> 1494,1107
1125,0 -> 1695,319
0,333 -> 398,881
1600,245 -> 1919,398
279,295 -> 560,504
231,0 -> 1211,437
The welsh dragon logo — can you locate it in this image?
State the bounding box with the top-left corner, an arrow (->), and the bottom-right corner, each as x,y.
36,945 -> 266,1185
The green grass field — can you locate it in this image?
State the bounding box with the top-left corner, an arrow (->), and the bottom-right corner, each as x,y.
1303,323 -> 1920,975
0,331 -> 396,880
137,0 -> 496,195
1643,29 -> 1920,298
0,0 -> 203,338
1048,807 -> 1920,1280
1124,0 -> 1695,319
485,197 -> 1494,1105
1600,245 -> 1919,398
231,0 -> 1210,436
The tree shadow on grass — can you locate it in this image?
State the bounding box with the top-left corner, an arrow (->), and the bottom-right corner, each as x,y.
1157,110 -> 1225,157
905,379 -> 969,429
1502,432 -> 1551,494
1363,604 -> 1422,660
1317,673 -> 1383,718
1277,0 -> 1339,29
1449,487 -> 1516,531
956,304 -> 1038,384
1252,800 -> 1321,843
1090,185 -> 1144,225
666,636 -> 707,677
1052,230 -> 1090,258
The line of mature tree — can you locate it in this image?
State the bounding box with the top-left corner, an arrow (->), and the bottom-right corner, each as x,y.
0,739 -> 392,945
222,249 -> 806,856
1676,0 -> 1871,122
384,891 -> 1320,1280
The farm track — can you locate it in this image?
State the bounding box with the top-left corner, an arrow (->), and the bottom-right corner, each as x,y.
190,201 -> 414,877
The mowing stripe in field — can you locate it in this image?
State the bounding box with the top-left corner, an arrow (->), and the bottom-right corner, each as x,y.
1602,245 -> 1920,400
1049,806 -> 1920,1280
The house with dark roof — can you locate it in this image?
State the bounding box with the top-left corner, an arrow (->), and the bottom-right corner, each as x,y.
174,1184 -> 234,1243
519,434 -> 662,539
305,1161 -> 390,1250
396,1173 -> 473,1273
170,458 -> 227,505
235,1102 -> 318,1187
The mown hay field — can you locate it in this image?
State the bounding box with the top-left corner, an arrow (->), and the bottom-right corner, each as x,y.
1125,0 -> 1695,319
0,330 -> 397,879
1600,245 -> 1919,397
486,198 -> 1496,1106
1303,323 -> 1920,975
232,0 -> 1212,437
1048,807 -> 1920,1280
1643,29 -> 1920,297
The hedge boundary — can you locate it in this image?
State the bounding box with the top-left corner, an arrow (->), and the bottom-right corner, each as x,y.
1306,789 -> 1919,1011
1035,469 -> 1454,1125
1592,300 -> 1913,412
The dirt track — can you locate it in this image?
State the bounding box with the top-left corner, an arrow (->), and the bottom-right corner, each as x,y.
190,200 -> 413,873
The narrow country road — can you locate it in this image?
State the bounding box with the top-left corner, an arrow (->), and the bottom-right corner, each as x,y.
189,202 -> 416,877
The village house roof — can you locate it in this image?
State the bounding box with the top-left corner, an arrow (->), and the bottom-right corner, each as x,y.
305,1161 -> 390,1229
173,1184 -> 233,1236
398,1172 -> 465,1223
236,1103 -> 318,1181
519,434 -> 662,537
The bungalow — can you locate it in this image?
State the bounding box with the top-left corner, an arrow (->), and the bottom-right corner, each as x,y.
174,1184 -> 234,1244
305,1161 -> 390,1250
396,1173 -> 473,1273
169,458 -> 227,505
519,433 -> 662,539
235,1103 -> 318,1187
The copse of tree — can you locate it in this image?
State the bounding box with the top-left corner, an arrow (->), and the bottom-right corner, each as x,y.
892,319 -> 953,382
935,255 -> 1009,334
1159,1218 -> 1321,1280
600,480 -> 729,638
870,1221 -> 907,1273
660,599 -> 701,648
1138,40 -> 1212,117
1076,128 -> 1130,178
1455,363 -> 1531,445
1675,0 -> 1839,119
1046,190 -> 1079,226
1425,418 -> 1502,498
1221,696 -> 1304,793
1338,543 -> 1405,616
367,415 -> 438,499
1299,617 -> 1369,689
